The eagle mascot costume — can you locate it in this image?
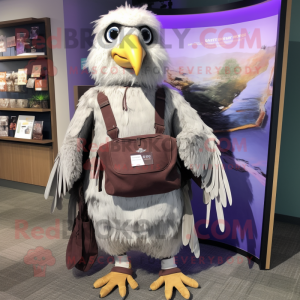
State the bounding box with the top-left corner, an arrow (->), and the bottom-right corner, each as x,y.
45,3 -> 232,300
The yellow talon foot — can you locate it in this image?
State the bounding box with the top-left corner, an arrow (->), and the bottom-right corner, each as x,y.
93,271 -> 139,299
150,272 -> 200,300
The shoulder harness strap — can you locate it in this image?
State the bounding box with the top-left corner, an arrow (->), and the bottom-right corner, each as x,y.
97,92 -> 119,140
97,87 -> 166,138
155,87 -> 166,134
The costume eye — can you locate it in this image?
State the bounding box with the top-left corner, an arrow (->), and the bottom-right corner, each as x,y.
140,27 -> 152,45
105,25 -> 120,43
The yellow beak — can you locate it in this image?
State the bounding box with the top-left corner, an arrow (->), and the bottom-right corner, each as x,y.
111,35 -> 146,76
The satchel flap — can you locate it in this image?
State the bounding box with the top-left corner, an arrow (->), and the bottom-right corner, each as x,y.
102,134 -> 173,175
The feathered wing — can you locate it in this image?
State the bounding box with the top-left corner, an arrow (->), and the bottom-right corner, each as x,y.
181,183 -> 200,258
44,89 -> 95,215
169,88 -> 232,234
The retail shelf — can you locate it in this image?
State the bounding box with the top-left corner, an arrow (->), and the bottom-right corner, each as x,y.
0,108 -> 51,112
0,136 -> 53,144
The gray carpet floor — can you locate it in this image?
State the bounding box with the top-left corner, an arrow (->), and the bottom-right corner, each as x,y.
0,186 -> 300,300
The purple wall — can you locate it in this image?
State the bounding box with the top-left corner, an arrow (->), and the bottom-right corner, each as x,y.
158,0 -> 282,259
63,0 -> 131,117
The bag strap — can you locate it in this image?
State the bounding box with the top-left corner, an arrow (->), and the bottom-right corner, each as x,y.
155,88 -> 165,134
97,87 -> 165,138
97,92 -> 119,139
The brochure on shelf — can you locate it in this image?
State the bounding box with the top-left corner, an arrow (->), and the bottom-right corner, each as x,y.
15,115 -> 35,139
31,65 -> 42,77
9,116 -> 17,137
0,116 -> 9,126
0,116 -> 9,137
18,69 -> 28,85
30,27 -> 39,40
0,72 -> 7,92
7,36 -> 16,48
0,35 -> 7,53
16,33 -> 26,55
26,78 -> 36,89
35,79 -> 48,91
33,121 -> 43,140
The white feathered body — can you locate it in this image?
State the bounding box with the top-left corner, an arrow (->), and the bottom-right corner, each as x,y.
62,85 -> 211,258
87,86 -> 182,258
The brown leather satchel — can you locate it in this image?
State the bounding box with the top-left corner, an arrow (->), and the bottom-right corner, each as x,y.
96,88 -> 181,197
66,182 -> 98,271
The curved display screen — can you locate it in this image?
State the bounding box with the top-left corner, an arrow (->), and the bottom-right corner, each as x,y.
157,0 -> 282,259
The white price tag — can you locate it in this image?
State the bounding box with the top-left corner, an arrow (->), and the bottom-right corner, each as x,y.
130,155 -> 145,167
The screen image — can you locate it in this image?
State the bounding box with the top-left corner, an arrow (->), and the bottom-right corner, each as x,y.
158,0 -> 282,259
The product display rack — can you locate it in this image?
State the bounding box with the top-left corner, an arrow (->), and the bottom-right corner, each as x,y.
0,17 -> 58,186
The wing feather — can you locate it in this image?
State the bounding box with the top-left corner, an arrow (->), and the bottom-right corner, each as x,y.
218,157 -> 227,208
181,184 -> 200,258
182,214 -> 193,246
210,154 -> 219,200
203,187 -> 211,205
56,164 -> 64,210
205,198 -> 211,228
205,155 -> 215,194
63,176 -> 67,197
220,156 -> 232,206
57,158 -> 62,198
201,145 -> 232,232
51,189 -> 58,213
44,157 -> 59,199
190,225 -> 199,256
202,156 -> 213,187
192,227 -> 200,258
56,196 -> 63,210
215,195 -> 225,232
172,88 -> 232,236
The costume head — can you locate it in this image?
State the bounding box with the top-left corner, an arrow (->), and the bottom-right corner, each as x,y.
86,3 -> 169,88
